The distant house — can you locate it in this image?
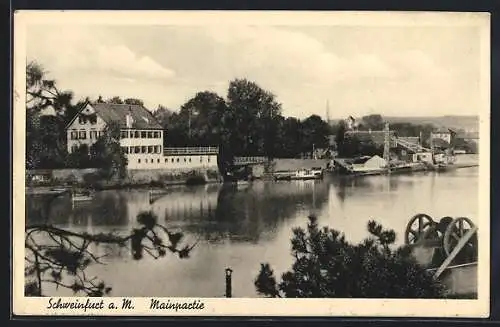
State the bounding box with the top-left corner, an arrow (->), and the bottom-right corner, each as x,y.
65,101 -> 218,171
345,116 -> 358,130
431,128 -> 455,145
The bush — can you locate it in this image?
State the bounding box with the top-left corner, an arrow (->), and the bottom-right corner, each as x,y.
255,216 -> 446,298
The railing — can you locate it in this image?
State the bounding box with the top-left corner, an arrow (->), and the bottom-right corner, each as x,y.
233,156 -> 268,165
163,146 -> 219,155
394,137 -> 431,153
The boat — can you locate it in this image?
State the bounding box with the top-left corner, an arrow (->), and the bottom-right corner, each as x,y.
290,168 -> 323,180
71,190 -> 93,202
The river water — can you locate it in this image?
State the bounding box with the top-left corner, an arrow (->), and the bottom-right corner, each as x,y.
26,158 -> 479,298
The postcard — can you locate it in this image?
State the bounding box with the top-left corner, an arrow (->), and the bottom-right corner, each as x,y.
13,10 -> 490,317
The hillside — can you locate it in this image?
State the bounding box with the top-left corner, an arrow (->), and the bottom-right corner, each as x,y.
329,115 -> 479,132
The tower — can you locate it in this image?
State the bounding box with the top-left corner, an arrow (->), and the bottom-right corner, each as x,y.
326,100 -> 330,125
383,122 -> 391,168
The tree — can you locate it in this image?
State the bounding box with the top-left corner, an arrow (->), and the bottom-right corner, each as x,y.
106,96 -> 124,104
26,61 -> 76,169
124,98 -> 145,106
25,211 -> 197,296
299,115 -> 331,157
179,91 -> 228,146
226,79 -> 282,157
255,216 -> 446,298
361,114 -> 384,131
90,121 -> 128,179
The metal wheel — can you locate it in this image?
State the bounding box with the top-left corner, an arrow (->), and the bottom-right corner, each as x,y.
404,213 -> 436,245
443,217 -> 477,257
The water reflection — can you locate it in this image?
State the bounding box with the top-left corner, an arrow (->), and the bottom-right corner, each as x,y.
24,167 -> 479,297
26,180 -> 329,250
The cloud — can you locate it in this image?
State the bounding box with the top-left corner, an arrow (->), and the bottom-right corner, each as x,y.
26,24 -> 481,118
27,26 -> 175,82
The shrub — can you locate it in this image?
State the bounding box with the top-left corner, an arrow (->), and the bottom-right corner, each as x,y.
255,216 -> 446,298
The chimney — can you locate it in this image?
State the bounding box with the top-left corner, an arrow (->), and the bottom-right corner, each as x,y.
126,106 -> 133,128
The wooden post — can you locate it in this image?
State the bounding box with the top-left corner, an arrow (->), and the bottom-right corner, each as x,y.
434,226 -> 478,279
225,268 -> 233,298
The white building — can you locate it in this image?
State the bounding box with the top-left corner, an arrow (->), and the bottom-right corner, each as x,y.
431,128 -> 454,145
65,101 -> 219,171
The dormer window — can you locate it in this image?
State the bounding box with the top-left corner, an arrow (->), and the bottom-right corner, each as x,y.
78,116 -> 85,124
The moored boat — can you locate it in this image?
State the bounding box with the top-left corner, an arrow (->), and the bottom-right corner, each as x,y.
71,190 -> 93,202
290,168 -> 324,180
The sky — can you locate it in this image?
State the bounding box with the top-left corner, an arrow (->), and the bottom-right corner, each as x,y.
25,14 -> 486,120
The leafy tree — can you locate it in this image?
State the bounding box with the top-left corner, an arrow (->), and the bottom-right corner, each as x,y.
179,91 -> 228,146
255,216 -> 446,298
124,98 -> 145,106
106,96 -> 124,104
360,114 -> 385,131
90,121 -> 128,179
65,144 -> 92,169
26,61 -> 76,169
299,115 -> 331,157
337,135 -> 383,158
25,211 -> 197,296
226,79 -> 282,157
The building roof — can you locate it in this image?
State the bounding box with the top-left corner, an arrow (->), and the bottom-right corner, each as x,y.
433,127 -> 456,134
92,103 -> 162,130
66,101 -> 162,130
431,138 -> 451,148
397,136 -> 420,145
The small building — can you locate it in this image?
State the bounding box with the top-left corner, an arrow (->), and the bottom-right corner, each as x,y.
350,155 -> 387,171
431,128 -> 455,145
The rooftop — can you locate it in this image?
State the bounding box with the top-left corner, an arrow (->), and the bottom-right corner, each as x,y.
92,103 -> 162,130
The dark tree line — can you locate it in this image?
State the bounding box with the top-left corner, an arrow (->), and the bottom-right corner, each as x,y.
153,79 -> 333,160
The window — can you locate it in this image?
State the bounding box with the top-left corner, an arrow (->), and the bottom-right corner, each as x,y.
200,156 -> 203,163
148,131 -> 153,138
148,146 -> 154,153
78,116 -> 85,124
89,131 -> 98,139
145,159 -> 148,163
121,131 -> 128,139
121,147 -> 128,154
141,131 -> 147,138
165,158 -> 168,163
207,157 -> 210,163
176,158 -> 180,162
70,130 -> 78,140
151,158 -> 154,164
141,146 -> 147,153
135,131 -> 140,138
156,146 -> 161,154
188,158 -> 192,163
71,145 -> 78,153
171,158 -> 174,163
154,131 -> 160,138
138,159 -> 141,163
184,158 -> 187,162
134,146 -> 140,154
79,131 -> 86,139
130,131 -> 134,138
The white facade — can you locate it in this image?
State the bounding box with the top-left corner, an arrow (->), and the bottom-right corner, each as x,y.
66,105 -> 108,153
66,102 -> 219,171
126,153 -> 218,170
431,131 -> 452,144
